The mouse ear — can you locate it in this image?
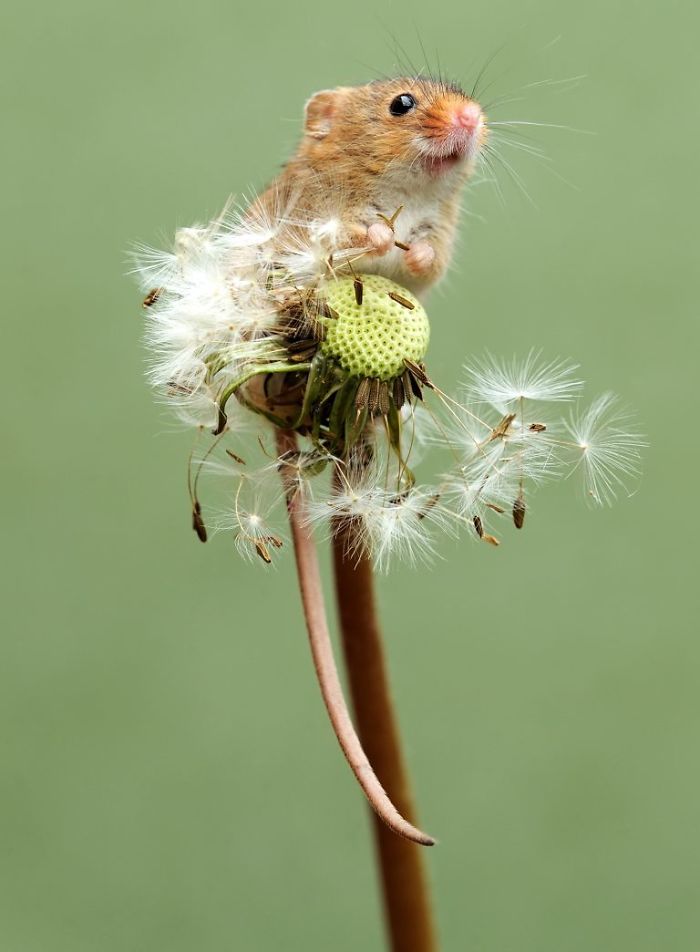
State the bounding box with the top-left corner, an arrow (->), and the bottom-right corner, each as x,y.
304,88 -> 348,140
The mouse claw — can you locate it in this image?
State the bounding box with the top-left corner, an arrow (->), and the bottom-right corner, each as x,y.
367,221 -> 395,256
404,241 -> 436,276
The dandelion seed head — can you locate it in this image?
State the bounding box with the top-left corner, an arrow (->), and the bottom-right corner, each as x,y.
135,187 -> 643,567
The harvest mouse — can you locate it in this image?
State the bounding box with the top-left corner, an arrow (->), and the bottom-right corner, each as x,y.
251,77 -> 487,296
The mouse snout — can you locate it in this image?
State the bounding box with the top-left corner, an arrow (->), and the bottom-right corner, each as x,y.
418,93 -> 485,171
454,102 -> 482,134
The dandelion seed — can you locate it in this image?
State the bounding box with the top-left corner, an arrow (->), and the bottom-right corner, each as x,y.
388,291 -> 415,310
233,508 -> 285,565
142,287 -> 162,309
465,350 -> 583,411
565,393 -> 645,506
192,500 -> 208,543
254,538 -> 273,563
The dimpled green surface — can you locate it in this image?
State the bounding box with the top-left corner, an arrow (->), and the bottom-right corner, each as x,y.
320,275 -> 429,379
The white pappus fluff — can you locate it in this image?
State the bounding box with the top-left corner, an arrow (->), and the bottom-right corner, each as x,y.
135,200 -> 644,570
132,194 -> 361,429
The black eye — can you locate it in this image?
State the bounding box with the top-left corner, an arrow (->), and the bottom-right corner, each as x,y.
389,93 -> 417,116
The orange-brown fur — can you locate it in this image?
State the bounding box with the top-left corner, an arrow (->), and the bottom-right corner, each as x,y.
252,78 -> 487,296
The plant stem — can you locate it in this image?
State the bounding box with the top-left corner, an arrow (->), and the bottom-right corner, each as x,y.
275,428 -> 434,848
332,516 -> 438,952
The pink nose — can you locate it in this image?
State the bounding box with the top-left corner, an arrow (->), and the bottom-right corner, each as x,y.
455,102 -> 481,133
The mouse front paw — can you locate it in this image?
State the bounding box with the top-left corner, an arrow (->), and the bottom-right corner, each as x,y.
366,221 -> 395,256
404,241 -> 436,276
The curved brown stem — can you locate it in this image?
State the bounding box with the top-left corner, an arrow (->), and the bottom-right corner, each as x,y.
332,515 -> 438,952
275,428 -> 434,847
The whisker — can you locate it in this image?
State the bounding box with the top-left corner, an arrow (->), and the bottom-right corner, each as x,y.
482,94 -> 527,112
388,32 -> 422,79
487,136 -> 580,191
539,34 -> 563,52
522,74 -> 587,91
489,120 -> 595,135
483,144 -> 537,207
414,29 -> 436,84
479,151 -> 506,207
489,132 -> 550,161
470,38 -> 512,100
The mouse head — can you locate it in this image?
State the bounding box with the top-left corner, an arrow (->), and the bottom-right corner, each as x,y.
301,77 -> 487,181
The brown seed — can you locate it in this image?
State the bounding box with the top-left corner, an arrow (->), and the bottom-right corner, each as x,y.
393,376 -> 406,409
388,291 -> 415,310
225,449 -> 246,465
404,368 -> 423,401
473,515 -> 484,538
394,240 -> 410,251
142,287 -> 162,308
513,494 -> 526,529
378,381 -> 391,416
368,378 -> 381,414
166,381 -> 194,396
254,539 -> 272,564
389,491 -> 409,506
355,377 -> 371,411
192,500 -> 207,543
418,493 -> 441,520
267,535 -> 284,549
483,533 -> 500,547
354,277 -> 364,306
485,502 -> 506,514
491,413 -> 517,440
404,360 -> 432,388
289,349 -> 315,363
286,337 -> 316,352
529,422 -> 547,433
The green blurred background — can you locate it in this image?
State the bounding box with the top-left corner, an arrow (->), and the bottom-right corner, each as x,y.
2,0 -> 698,949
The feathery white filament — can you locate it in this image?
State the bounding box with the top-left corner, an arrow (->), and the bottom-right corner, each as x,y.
464,350 -> 583,411
564,393 -> 645,506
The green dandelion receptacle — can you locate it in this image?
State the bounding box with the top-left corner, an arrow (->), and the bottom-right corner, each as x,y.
319,274 -> 430,381
208,273 -> 433,440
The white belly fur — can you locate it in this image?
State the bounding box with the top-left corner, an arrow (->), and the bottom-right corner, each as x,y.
356,197 -> 442,294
